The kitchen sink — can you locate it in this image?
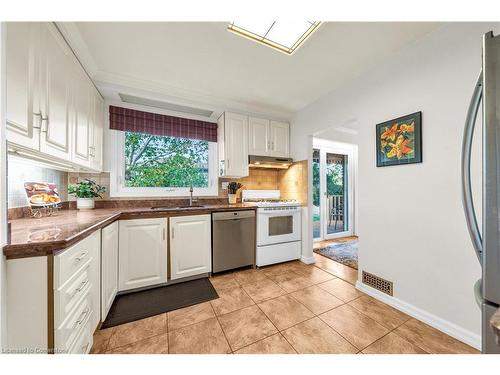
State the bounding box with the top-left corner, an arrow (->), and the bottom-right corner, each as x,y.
150,205 -> 206,210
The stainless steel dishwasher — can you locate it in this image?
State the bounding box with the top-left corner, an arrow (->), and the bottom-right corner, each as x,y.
212,210 -> 256,273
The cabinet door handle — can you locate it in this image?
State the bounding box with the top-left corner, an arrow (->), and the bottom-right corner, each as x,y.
33,112 -> 42,129
81,342 -> 90,354
271,141 -> 275,150
163,228 -> 166,241
73,308 -> 90,328
41,116 -> 49,133
71,280 -> 89,298
171,228 -> 175,239
75,252 -> 88,262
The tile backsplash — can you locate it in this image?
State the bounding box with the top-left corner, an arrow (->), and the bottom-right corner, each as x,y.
68,171 -> 111,201
7,158 -> 68,208
67,168 -> 281,201
220,168 -> 279,198
57,160 -> 308,205
278,160 -> 308,205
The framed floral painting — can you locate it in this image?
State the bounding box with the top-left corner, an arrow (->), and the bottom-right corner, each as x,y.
376,111 -> 422,167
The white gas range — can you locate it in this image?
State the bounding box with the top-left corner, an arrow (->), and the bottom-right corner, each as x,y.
242,190 -> 302,267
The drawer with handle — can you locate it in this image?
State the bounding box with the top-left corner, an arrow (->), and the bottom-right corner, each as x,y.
55,290 -> 93,352
67,317 -> 93,354
54,264 -> 92,326
54,231 -> 99,288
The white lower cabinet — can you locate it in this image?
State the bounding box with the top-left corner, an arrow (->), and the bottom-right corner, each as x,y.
101,221 -> 119,321
68,315 -> 93,354
119,218 -> 167,291
54,230 -> 100,353
170,214 -> 212,280
6,230 -> 101,354
6,213 -> 215,353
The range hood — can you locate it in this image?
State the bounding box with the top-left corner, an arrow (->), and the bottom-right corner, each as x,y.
248,155 -> 293,169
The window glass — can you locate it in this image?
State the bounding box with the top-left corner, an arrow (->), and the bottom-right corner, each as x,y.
124,131 -> 209,188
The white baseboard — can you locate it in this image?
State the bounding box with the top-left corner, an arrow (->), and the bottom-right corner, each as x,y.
355,281 -> 481,350
300,255 -> 316,264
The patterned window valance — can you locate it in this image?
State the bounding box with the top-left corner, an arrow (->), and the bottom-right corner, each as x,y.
109,105 -> 217,142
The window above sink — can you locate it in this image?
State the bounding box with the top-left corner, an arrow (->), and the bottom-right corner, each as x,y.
110,131 -> 218,198
108,105 -> 219,198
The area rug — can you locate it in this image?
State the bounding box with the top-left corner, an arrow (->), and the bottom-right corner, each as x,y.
314,239 -> 358,269
101,278 -> 218,328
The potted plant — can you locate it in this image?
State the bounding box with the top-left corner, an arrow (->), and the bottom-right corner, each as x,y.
68,179 -> 106,210
227,182 -> 242,204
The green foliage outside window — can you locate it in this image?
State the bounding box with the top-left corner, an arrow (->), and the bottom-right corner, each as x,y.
124,132 -> 209,188
312,155 -> 344,207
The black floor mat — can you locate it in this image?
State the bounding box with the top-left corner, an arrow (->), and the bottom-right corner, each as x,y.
101,278 -> 219,329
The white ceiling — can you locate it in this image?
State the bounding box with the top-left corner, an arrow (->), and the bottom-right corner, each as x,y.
60,22 -> 441,120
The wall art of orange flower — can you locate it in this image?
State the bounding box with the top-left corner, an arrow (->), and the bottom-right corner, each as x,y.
376,112 -> 422,167
380,124 -> 399,141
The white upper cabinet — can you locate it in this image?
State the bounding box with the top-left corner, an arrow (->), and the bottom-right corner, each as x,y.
89,90 -> 104,172
6,22 -> 104,172
39,24 -> 72,161
269,120 -> 290,157
247,117 -> 290,158
118,219 -> 167,292
5,22 -> 41,150
72,68 -> 92,168
218,112 -> 249,178
170,215 -> 211,280
248,117 -> 270,156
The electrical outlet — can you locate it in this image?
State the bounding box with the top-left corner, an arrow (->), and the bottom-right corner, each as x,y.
221,181 -> 229,190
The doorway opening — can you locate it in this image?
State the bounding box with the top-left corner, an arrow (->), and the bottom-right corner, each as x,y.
312,139 -> 356,240
312,138 -> 358,269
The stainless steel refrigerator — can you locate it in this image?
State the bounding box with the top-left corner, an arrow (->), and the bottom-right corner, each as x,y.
462,31 -> 500,354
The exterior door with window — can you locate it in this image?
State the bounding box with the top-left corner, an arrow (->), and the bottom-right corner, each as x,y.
313,143 -> 355,240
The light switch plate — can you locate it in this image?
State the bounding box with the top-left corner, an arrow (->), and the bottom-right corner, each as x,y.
221,181 -> 229,190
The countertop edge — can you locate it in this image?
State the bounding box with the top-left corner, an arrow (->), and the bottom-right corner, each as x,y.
4,205 -> 257,260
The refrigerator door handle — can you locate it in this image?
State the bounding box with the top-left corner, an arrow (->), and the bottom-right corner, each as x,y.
474,278 -> 483,308
461,70 -> 483,265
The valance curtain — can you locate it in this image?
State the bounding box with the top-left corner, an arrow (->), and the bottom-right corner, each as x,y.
109,105 -> 217,142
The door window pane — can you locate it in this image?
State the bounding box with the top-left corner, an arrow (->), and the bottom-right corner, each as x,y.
326,153 -> 348,234
313,149 -> 321,239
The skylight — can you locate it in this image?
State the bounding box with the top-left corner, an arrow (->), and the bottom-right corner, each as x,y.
227,21 -> 321,55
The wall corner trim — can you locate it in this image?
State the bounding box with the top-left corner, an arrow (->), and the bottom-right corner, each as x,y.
355,281 -> 481,350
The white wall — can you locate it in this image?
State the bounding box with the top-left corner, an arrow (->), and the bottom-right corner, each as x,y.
291,22 -> 500,348
0,22 -> 7,349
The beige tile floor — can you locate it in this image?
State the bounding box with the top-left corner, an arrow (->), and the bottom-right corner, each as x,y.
91,248 -> 479,355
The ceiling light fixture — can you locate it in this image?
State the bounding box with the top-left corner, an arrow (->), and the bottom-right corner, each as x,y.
228,20 -> 321,55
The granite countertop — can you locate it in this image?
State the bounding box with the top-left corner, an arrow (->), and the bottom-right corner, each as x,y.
491,308 -> 500,346
4,203 -> 256,259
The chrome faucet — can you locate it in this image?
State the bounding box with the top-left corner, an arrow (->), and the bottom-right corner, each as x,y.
189,183 -> 194,206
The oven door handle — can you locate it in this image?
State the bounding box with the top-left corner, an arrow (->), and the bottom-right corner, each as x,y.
258,210 -> 300,216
